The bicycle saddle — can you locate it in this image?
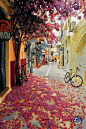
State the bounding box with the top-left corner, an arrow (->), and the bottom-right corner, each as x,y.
70,69 -> 73,71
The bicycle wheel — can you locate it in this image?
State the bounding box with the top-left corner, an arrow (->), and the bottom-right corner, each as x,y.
64,72 -> 70,83
20,80 -> 23,86
18,74 -> 23,86
24,74 -> 28,82
70,75 -> 83,87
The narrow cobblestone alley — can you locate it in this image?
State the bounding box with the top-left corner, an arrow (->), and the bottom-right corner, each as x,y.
0,0 -> 86,129
0,63 -> 86,129
48,63 -> 65,83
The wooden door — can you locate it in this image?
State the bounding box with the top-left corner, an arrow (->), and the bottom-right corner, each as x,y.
0,41 -> 6,93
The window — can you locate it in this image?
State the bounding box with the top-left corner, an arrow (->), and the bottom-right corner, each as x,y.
66,41 -> 67,47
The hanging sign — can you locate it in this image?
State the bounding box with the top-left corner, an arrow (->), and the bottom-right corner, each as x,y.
0,20 -> 12,41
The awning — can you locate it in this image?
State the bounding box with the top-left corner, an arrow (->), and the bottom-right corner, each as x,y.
43,52 -> 48,54
42,49 -> 48,55
42,48 -> 48,52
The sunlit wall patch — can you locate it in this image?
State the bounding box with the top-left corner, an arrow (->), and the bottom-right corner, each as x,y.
73,116 -> 82,125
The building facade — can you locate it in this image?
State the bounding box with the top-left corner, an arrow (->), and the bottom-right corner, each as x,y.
0,1 -> 26,103
61,13 -> 86,82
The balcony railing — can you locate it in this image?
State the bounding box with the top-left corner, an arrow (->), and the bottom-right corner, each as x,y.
63,29 -> 70,37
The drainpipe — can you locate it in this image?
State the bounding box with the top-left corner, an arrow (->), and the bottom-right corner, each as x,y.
27,42 -> 31,73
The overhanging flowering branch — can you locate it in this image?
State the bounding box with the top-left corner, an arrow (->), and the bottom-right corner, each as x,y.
10,0 -> 86,46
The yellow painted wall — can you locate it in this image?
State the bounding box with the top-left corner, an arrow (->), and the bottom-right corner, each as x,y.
60,51 -> 63,66
10,38 -> 15,61
63,15 -> 86,81
0,1 -> 12,102
20,43 -> 26,59
63,39 -> 70,71
62,13 -> 86,79
70,17 -> 86,72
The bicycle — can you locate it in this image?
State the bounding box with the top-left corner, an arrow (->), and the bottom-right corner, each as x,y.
64,67 -> 83,87
18,63 -> 28,86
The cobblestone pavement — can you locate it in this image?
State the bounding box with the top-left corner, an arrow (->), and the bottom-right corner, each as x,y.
33,63 -> 50,77
33,62 -> 86,128
0,63 -> 86,128
33,62 -> 65,81
48,62 -> 65,82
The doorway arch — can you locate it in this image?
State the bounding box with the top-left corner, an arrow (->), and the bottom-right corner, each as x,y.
75,32 -> 86,81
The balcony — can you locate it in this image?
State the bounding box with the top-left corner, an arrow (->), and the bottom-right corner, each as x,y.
63,29 -> 70,37
59,29 -> 70,42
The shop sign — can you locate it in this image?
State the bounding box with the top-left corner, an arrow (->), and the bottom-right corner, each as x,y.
0,20 -> 12,41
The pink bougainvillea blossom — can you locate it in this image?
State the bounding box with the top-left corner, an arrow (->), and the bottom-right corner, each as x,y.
0,74 -> 85,128
12,0 -> 86,47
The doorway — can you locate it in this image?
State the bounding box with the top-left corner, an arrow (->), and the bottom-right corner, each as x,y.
78,42 -> 86,80
0,41 -> 6,93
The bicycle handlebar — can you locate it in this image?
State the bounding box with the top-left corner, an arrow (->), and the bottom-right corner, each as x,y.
19,63 -> 28,69
76,67 -> 80,71
24,63 -> 28,65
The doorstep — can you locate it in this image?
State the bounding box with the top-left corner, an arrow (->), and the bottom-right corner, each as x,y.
82,81 -> 86,87
0,87 -> 12,103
